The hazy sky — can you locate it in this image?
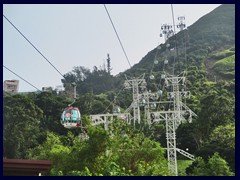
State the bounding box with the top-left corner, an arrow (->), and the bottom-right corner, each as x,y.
3,4 -> 221,92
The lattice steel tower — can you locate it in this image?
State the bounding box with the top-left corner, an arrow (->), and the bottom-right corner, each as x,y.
148,74 -> 197,176
124,74 -> 146,126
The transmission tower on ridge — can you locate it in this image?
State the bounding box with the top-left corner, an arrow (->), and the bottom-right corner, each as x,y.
160,24 -> 174,42
177,16 -> 186,31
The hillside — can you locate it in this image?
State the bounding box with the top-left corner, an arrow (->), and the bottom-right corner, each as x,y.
61,5 -> 235,97
121,4 -> 235,83
56,4 -> 236,173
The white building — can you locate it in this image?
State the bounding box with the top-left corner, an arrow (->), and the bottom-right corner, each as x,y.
3,80 -> 19,92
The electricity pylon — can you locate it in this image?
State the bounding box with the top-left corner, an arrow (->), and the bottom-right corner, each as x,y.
89,73 -> 196,176
160,24 -> 174,42
124,74 -> 146,126
149,74 -> 197,176
177,16 -> 186,31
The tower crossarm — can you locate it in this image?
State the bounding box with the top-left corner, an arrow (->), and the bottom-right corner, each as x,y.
150,111 -> 174,123
165,76 -> 185,85
180,101 -> 198,118
176,148 -> 195,160
124,102 -> 134,113
90,114 -> 107,126
150,110 -> 188,128
90,113 -> 131,126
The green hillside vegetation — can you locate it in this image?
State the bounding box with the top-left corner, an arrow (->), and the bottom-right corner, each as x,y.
203,47 -> 235,81
3,4 -> 235,176
211,48 -> 235,60
213,54 -> 235,77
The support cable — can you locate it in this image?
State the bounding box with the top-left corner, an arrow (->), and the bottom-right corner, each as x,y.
183,27 -> 189,105
3,14 -> 65,79
170,4 -> 178,76
184,30 -> 188,76
103,4 -> 132,68
146,48 -> 159,90
101,84 -> 126,114
3,65 -> 42,91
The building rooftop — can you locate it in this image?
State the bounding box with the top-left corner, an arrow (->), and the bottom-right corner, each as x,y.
3,158 -> 52,176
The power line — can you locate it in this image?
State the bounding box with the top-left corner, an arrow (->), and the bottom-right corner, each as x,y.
102,84 -> 125,114
103,4 -> 132,68
3,65 -> 42,91
3,14 -> 65,79
170,4 -> 178,76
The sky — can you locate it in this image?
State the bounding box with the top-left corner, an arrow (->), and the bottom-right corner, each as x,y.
3,4 -> 221,92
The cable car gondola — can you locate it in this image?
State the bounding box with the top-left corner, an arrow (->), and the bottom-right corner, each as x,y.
112,96 -> 121,114
60,82 -> 81,129
61,106 -> 81,129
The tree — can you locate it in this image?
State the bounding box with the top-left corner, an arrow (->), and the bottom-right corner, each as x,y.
27,117 -> 170,176
196,85 -> 234,140
27,131 -> 72,175
195,123 -> 235,172
106,53 -> 112,75
62,65 -> 115,95
210,123 -> 235,149
34,92 -> 69,136
186,157 -> 207,176
108,119 -> 169,175
176,123 -> 199,154
207,153 -> 234,176
3,94 -> 43,158
61,66 -> 91,94
186,153 -> 234,176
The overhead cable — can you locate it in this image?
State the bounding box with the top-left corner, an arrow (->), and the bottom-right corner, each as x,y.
103,4 -> 132,68
102,84 -> 126,114
3,65 -> 42,91
170,4 -> 178,76
3,14 -> 65,79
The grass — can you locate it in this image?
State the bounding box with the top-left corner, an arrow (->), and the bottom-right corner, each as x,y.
213,54 -> 235,78
211,48 -> 235,60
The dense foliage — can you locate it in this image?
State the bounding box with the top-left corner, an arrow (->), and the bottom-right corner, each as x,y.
26,119 -> 170,176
